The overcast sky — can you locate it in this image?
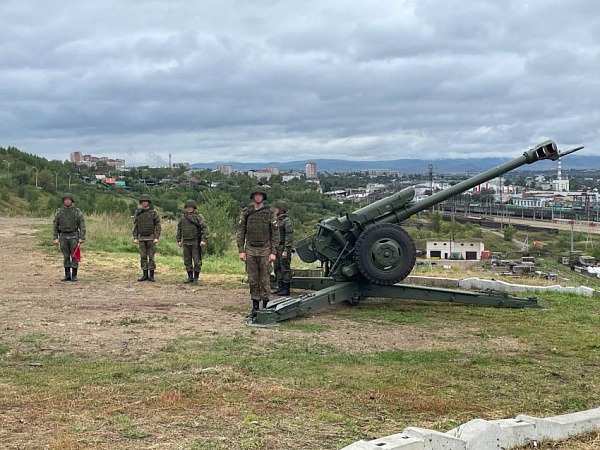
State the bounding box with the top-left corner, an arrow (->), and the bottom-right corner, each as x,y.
0,0 -> 598,165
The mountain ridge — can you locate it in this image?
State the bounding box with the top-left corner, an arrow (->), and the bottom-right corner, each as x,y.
191,155 -> 599,173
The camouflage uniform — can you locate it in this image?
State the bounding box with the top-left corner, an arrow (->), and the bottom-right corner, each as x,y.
133,195 -> 161,281
236,186 -> 278,315
52,193 -> 85,281
273,201 -> 294,293
177,200 -> 209,283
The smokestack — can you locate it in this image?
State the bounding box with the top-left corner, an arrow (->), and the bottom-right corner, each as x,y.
558,157 -> 562,180
169,153 -> 172,168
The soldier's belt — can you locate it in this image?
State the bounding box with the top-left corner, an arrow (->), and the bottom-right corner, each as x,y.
248,241 -> 266,247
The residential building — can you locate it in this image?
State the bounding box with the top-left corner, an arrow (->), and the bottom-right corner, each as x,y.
305,162 -> 317,179
282,174 -> 301,183
248,170 -> 272,181
217,165 -> 234,175
70,151 -> 125,170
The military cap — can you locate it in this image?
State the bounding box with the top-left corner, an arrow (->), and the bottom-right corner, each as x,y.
184,199 -> 197,209
250,185 -> 268,200
61,192 -> 75,203
139,194 -> 152,203
273,200 -> 289,212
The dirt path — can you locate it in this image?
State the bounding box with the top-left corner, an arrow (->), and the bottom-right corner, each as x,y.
0,218 -> 481,359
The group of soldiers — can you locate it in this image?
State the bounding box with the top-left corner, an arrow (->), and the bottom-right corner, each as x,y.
52,186 -> 294,317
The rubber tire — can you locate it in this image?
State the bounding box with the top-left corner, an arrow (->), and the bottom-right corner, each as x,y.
354,224 -> 416,286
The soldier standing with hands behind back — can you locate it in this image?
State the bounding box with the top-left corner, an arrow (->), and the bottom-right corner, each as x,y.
133,194 -> 161,282
177,199 -> 209,284
53,193 -> 85,282
236,186 -> 278,318
272,200 -> 294,296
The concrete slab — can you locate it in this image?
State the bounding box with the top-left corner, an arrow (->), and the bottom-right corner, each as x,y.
340,440 -> 381,450
404,427 -> 467,450
490,418 -> 535,446
447,418 -> 535,449
370,433 -> 425,449
517,407 -> 600,441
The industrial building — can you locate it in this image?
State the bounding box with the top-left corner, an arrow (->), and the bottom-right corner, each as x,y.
426,241 -> 485,260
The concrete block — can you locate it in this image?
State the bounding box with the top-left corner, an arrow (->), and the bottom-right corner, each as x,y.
340,440 -> 381,450
489,418 -> 535,446
370,433 -> 425,449
404,427 -> 467,450
447,419 -> 505,449
517,407 -> 600,441
447,418 -> 534,449
458,277 -> 595,297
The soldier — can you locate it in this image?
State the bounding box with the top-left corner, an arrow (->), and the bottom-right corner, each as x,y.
177,199 -> 209,283
132,194 -> 161,282
53,193 -> 86,282
272,200 -> 294,296
236,185 -> 278,318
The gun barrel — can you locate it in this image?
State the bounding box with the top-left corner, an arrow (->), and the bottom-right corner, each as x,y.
378,140 -> 582,224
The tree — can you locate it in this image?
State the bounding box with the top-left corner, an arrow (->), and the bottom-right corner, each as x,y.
503,225 -> 516,242
430,212 -> 442,232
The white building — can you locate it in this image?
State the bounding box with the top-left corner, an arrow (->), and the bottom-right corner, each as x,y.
282,174 -> 301,182
217,165 -> 234,175
248,170 -> 272,181
427,241 -> 485,260
366,183 -> 386,193
511,196 -> 549,208
366,169 -> 401,177
305,162 -> 317,179
552,178 -> 570,192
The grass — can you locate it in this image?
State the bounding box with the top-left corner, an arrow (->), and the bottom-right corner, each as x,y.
1,287 -> 599,448
5,215 -> 598,448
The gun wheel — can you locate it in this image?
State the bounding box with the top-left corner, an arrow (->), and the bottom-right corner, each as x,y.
354,224 -> 416,286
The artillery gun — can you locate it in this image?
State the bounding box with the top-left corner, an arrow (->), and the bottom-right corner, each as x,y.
248,140 -> 584,327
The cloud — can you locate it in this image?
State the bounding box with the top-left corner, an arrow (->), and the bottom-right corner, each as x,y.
0,0 -> 598,165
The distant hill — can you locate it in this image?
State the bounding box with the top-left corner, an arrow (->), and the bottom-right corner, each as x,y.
191,155 -> 600,174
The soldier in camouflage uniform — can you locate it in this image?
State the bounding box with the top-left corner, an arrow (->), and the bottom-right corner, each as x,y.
236,186 -> 278,318
177,199 -> 209,284
132,194 -> 161,282
272,200 -> 294,296
53,193 -> 86,282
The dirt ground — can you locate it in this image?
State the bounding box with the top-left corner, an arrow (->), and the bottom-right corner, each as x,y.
0,217 -> 491,359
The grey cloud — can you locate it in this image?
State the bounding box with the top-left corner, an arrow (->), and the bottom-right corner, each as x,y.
0,0 -> 598,165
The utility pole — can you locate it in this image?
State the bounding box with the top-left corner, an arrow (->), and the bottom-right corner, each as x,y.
33,166 -> 39,188
428,164 -> 434,211
571,221 -> 574,252
68,173 -> 73,189
54,171 -> 58,192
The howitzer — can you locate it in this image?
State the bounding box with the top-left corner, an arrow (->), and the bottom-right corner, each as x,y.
248,140 -> 584,327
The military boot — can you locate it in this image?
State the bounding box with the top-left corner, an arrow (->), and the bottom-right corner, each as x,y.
138,270 -> 149,282
278,282 -> 291,297
60,268 -> 71,282
262,299 -> 269,309
71,268 -> 78,282
272,281 -> 283,294
246,300 -> 260,318
184,271 -> 194,283
193,271 -> 200,284
149,270 -> 156,282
